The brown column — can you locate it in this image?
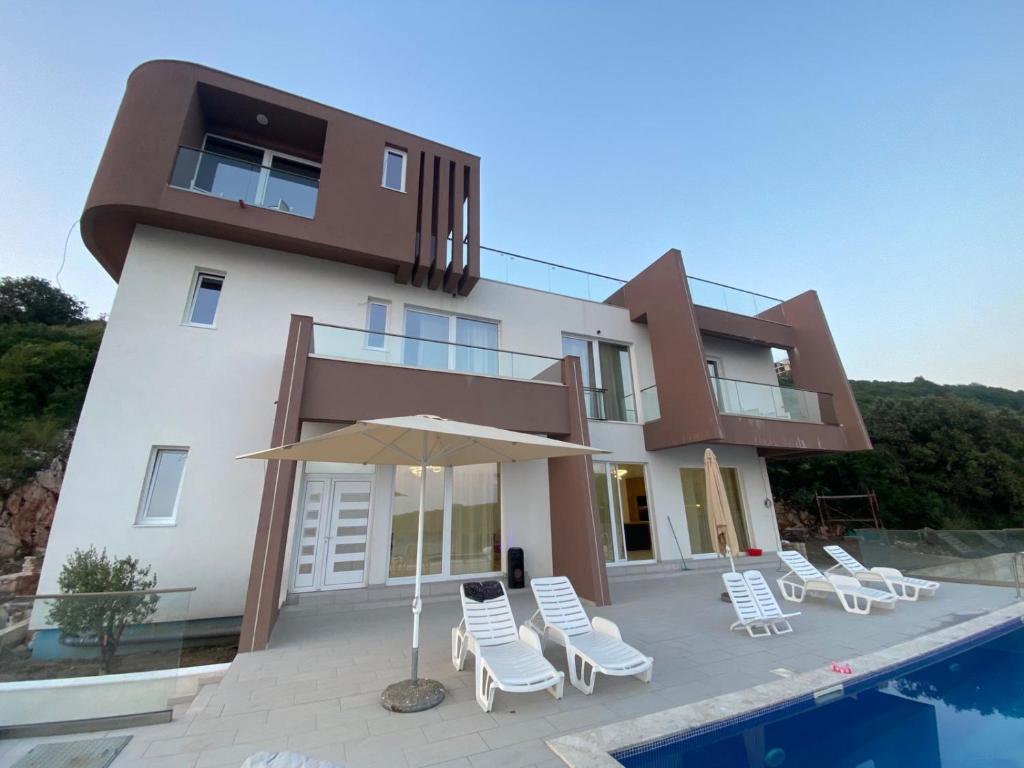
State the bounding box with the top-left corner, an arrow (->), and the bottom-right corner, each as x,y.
239,314 -> 313,652
611,249 -> 724,451
777,291 -> 872,451
547,357 -> 611,605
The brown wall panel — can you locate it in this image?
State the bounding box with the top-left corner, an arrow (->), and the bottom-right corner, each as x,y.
300,358 -> 573,437
547,357 -> 610,605
776,291 -> 872,451
82,61 -> 480,293
718,415 -> 849,453
694,306 -> 797,348
613,250 -> 724,451
239,314 -> 313,653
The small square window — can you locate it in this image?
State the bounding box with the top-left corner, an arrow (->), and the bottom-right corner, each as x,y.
137,448 -> 187,525
186,271 -> 224,327
365,301 -> 389,349
382,148 -> 407,192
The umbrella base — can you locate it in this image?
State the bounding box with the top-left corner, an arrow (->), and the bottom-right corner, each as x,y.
380,678 -> 446,713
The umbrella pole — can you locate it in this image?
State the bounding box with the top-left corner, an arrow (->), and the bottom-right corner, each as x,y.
411,460 -> 426,682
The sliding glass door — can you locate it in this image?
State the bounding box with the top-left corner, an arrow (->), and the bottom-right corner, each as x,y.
679,467 -> 750,554
388,464 -> 501,580
593,462 -> 654,563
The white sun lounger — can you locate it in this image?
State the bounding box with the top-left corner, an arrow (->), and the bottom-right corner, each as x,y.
528,576 -> 653,694
452,581 -> 564,712
823,545 -> 940,601
777,550 -> 898,615
722,571 -> 800,637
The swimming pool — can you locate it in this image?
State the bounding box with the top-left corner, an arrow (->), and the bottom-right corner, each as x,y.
615,624 -> 1024,768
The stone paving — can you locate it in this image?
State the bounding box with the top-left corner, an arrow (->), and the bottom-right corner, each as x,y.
0,570 -> 1017,768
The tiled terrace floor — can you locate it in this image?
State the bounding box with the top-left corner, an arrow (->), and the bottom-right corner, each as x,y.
1,570 -> 1017,768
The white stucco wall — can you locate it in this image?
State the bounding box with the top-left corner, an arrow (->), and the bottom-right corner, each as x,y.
40,225 -> 780,620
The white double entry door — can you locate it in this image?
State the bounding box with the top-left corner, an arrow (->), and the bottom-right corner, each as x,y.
291,474 -> 373,591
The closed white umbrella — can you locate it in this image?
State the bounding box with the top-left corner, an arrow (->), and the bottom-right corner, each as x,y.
704,448 -> 740,572
240,414 -> 607,711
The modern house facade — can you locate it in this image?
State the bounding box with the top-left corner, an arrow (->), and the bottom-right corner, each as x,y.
38,60 -> 871,652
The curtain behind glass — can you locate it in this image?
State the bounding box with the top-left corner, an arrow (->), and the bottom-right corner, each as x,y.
722,469 -> 750,550
450,465 -> 501,574
403,310 -> 450,370
389,467 -> 445,577
599,342 -> 632,421
680,468 -> 714,554
454,318 -> 498,375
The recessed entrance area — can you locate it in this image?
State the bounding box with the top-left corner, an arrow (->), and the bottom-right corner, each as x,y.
594,462 -> 654,563
290,472 -> 373,591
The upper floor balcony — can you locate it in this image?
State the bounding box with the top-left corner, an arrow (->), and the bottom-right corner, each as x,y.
82,60 -> 480,294
710,376 -> 836,425
170,144 -> 320,219
297,320 -> 578,438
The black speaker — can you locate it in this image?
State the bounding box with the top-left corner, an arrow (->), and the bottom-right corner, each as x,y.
507,547 -> 525,589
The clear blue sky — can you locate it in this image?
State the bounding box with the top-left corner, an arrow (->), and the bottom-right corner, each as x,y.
2,2 -> 1022,388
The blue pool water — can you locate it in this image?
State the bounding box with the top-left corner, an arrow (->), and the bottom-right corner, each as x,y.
617,624 -> 1024,768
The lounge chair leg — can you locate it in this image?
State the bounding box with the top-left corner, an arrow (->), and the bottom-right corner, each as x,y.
636,663 -> 653,684
451,626 -> 468,671
548,673 -> 565,700
475,663 -> 496,713
569,651 -> 598,694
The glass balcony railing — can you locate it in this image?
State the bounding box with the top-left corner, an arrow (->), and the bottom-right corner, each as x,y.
582,387 -> 638,423
169,146 -> 319,219
479,246 -> 784,320
310,323 -> 564,383
479,247 -> 627,303
710,376 -> 830,423
640,384 -> 660,422
687,276 -> 783,318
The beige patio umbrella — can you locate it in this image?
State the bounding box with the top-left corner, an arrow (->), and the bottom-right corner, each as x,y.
239,414 -> 607,711
704,448 -> 739,571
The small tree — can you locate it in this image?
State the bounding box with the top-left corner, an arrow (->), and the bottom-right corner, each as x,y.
47,547 -> 158,673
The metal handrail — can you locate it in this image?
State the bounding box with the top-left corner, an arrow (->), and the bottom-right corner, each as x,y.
480,245 -> 626,286
479,245 -> 783,307
310,322 -> 563,362
174,145 -> 321,184
1013,552 -> 1024,600
686,275 -> 783,305
19,587 -> 196,599
710,375 -> 831,398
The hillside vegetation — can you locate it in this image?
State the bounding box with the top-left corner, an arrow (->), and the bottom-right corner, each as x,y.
768,378 -> 1024,531
0,277 -> 105,496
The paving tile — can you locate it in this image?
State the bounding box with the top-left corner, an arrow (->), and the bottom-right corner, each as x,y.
421,713 -> 498,742
366,707 -> 443,735
479,717 -> 555,750
467,738 -> 557,768
404,733 -> 488,768
186,709 -> 269,735
143,730 -> 237,758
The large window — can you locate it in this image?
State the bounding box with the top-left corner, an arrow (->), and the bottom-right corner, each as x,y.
388,464 -> 501,579
404,309 -> 499,376
562,335 -> 636,422
177,135 -> 320,218
137,448 -> 188,525
679,467 -> 750,554
185,271 -> 224,327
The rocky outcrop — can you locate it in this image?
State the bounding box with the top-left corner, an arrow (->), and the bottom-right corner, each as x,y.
0,458 -> 62,558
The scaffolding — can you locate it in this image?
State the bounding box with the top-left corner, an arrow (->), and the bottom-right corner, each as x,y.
815,492 -> 882,533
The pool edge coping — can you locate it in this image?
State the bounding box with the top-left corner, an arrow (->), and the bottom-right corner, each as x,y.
546,600 -> 1024,767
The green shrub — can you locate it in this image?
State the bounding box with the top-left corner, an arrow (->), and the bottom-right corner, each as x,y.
46,547 -> 158,674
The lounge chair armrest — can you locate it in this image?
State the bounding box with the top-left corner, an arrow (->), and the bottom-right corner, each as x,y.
518,624 -> 544,654
870,567 -> 904,581
591,616 -> 622,641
